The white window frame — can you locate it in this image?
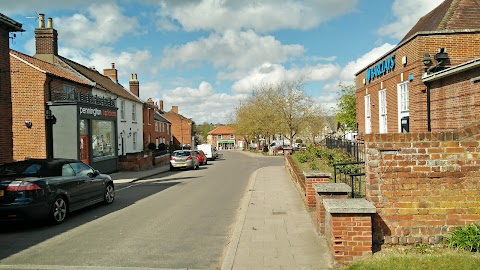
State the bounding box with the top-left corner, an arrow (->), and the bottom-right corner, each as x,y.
132,104 -> 137,122
155,122 -> 159,132
397,82 -> 409,132
133,132 -> 137,150
120,100 -> 125,121
379,89 -> 387,133
364,94 -> 371,134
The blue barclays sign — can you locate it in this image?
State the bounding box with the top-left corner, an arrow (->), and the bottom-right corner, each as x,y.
366,54 -> 395,83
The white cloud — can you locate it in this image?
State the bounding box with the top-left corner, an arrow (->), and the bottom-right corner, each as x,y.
160,30 -> 304,73
155,0 -> 358,32
0,0 -> 98,15
55,2 -> 138,49
339,43 -> 396,82
377,0 -> 444,40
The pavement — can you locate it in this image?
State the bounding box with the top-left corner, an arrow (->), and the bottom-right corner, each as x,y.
110,155 -> 333,270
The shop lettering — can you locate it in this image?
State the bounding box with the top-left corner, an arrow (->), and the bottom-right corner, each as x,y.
366,54 -> 395,83
79,107 -> 117,118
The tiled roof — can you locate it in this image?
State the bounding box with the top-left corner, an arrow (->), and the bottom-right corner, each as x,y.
208,125 -> 236,135
155,111 -> 171,123
400,0 -> 480,43
10,50 -> 93,86
58,56 -> 144,103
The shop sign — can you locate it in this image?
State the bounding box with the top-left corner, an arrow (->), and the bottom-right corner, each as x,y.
79,106 -> 117,119
366,54 -> 395,83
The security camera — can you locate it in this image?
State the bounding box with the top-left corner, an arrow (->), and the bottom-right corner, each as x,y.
25,121 -> 33,128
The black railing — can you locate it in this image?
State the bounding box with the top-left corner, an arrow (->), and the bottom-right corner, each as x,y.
333,161 -> 365,198
53,91 -> 116,108
325,136 -> 365,162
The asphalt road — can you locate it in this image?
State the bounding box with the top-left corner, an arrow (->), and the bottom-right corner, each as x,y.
0,151 -> 283,270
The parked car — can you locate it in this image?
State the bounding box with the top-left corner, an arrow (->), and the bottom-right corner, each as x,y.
170,150 -> 200,170
195,150 -> 207,165
0,158 -> 114,224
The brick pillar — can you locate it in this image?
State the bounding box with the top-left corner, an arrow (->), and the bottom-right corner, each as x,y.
304,170 -> 331,208
314,183 -> 351,234
324,198 -> 376,265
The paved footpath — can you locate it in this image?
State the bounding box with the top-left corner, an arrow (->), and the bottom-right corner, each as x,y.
222,166 -> 333,270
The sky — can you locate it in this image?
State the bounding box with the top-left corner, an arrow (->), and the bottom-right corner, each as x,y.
3,0 -> 444,124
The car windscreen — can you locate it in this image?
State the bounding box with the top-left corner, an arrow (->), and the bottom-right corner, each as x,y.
172,151 -> 191,157
0,161 -> 46,176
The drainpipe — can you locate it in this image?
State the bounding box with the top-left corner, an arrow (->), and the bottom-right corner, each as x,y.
426,82 -> 431,132
46,77 -> 56,158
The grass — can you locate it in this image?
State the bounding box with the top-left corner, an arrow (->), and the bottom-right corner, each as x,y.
338,245 -> 480,270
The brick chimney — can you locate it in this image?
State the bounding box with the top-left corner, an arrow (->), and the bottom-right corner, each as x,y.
34,14 -> 58,64
129,73 -> 139,97
159,100 -> 164,111
172,106 -> 178,113
103,63 -> 118,83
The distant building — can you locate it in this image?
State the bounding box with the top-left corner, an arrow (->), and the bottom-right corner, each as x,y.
162,105 -> 195,148
207,125 -> 245,150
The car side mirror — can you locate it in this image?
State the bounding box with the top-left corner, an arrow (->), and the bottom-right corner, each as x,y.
88,170 -> 100,178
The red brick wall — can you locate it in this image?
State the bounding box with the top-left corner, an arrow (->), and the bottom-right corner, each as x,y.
143,105 -> 155,149
429,67 -> 480,131
118,151 -> 153,171
305,176 -> 330,208
316,193 -> 349,234
356,32 -> 480,136
325,213 -> 373,265
0,28 -> 14,163
163,111 -> 193,146
364,124 -> 480,246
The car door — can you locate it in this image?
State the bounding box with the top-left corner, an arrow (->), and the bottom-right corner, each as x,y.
69,162 -> 103,205
58,163 -> 86,209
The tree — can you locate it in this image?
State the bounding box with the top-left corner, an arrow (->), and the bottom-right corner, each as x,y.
335,83 -> 357,131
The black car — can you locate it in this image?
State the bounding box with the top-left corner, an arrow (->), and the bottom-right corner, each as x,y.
0,158 -> 114,224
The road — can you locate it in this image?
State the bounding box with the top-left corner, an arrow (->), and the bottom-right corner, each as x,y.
0,150 -> 283,270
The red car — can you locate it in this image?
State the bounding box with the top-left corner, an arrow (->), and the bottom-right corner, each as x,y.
195,150 -> 208,165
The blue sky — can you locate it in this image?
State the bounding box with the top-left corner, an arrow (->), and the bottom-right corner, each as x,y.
3,0 -> 443,124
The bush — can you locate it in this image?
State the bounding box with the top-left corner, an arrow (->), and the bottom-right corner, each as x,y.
147,142 -> 156,150
446,223 -> 480,252
158,143 -> 167,151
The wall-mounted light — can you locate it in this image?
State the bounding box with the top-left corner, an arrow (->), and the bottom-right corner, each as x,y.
423,52 -> 432,66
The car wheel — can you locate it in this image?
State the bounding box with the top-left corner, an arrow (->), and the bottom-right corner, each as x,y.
49,196 -> 68,225
104,183 -> 115,204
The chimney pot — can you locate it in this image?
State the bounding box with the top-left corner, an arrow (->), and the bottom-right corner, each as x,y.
111,63 -> 115,68
47,18 -> 53,28
39,14 -> 45,28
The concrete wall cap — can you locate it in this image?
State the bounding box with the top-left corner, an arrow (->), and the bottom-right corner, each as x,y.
303,170 -> 331,178
314,182 -> 351,193
323,198 -> 376,214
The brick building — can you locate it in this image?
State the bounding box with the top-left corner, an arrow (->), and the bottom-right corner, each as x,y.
0,13 -> 23,164
355,0 -> 480,136
353,0 -> 480,249
144,98 -> 172,149
161,104 -> 194,148
207,125 -> 245,150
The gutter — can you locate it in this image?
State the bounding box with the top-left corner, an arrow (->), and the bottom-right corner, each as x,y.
422,58 -> 480,82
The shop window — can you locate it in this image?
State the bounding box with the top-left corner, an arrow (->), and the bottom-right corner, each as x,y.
379,89 -> 387,133
133,132 -> 137,150
132,104 -> 137,122
364,95 -> 371,134
64,85 -> 76,100
397,82 -> 409,132
92,120 -> 114,159
120,100 -> 125,121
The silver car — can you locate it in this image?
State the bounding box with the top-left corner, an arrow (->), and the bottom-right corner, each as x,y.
170,150 -> 200,170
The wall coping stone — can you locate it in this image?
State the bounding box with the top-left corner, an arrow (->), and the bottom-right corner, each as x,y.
323,198 -> 376,214
303,170 -> 331,178
314,182 -> 351,193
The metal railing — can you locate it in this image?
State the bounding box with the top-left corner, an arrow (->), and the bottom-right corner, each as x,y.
333,161 -> 366,198
53,91 -> 116,108
325,136 -> 365,162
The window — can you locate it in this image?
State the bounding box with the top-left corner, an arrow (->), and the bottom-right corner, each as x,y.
69,162 -> 94,176
217,134 -> 222,139
120,100 -> 125,121
147,108 -> 151,125
155,122 -> 159,132
64,85 -> 76,100
230,134 -> 234,139
397,82 -> 409,132
92,120 -> 115,159
365,95 -> 371,134
161,123 -> 164,132
132,104 -> 137,122
133,132 -> 137,150
379,89 -> 387,133
148,134 -> 151,144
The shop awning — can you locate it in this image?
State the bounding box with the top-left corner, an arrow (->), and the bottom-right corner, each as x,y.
218,139 -> 235,143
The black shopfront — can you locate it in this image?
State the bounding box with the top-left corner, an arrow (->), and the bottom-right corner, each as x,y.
48,92 -> 118,173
